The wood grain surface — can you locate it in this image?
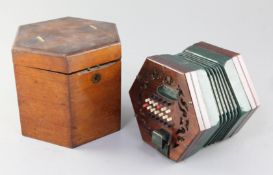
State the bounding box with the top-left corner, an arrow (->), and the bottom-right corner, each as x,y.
12,17 -> 121,147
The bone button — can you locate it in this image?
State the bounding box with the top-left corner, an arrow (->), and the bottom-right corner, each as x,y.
153,102 -> 158,107
154,110 -> 160,115
162,115 -> 168,119
165,109 -> 171,114
167,117 -> 172,122
145,98 -> 150,102
161,107 -> 167,111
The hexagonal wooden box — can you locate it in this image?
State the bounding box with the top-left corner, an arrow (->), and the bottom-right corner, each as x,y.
12,17 -> 121,147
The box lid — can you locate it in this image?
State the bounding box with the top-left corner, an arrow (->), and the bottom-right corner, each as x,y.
12,17 -> 121,73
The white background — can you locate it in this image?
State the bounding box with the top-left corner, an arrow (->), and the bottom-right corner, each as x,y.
0,0 -> 272,175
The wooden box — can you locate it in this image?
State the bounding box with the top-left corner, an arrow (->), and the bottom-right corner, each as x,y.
12,17 -> 121,148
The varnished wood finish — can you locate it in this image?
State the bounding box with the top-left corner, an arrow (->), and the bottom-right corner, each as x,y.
67,43 -> 121,73
129,57 -> 200,161
12,43 -> 121,73
13,17 -> 121,73
14,65 -> 72,147
70,61 -> 121,146
13,17 -> 120,57
12,17 -> 121,147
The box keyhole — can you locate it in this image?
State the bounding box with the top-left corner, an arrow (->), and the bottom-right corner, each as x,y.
92,73 -> 101,84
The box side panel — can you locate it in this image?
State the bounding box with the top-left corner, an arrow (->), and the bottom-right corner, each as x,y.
69,60 -> 121,147
14,65 -> 72,147
12,49 -> 68,73
67,43 -> 121,73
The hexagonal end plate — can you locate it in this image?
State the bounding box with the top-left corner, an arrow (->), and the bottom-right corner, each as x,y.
129,55 -> 202,161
